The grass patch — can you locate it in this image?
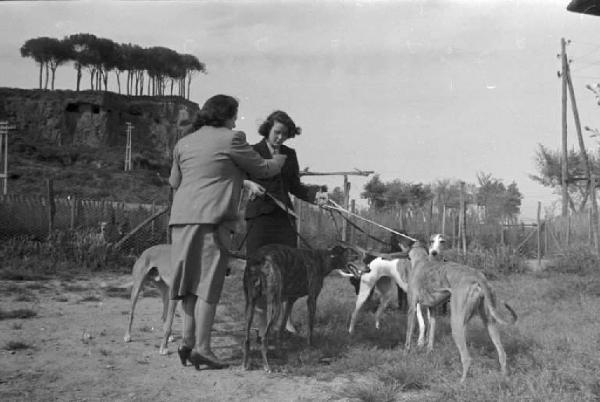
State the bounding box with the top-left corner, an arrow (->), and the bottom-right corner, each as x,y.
104,286 -> 130,299
336,381 -> 402,402
63,284 -> 89,292
0,308 -> 37,320
78,294 -> 102,303
4,341 -> 33,351
13,292 -> 38,302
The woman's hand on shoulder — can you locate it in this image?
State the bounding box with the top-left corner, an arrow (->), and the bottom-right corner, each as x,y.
244,180 -> 266,201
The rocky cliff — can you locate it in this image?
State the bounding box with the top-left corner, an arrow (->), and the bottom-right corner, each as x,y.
0,88 -> 199,157
0,88 -> 200,201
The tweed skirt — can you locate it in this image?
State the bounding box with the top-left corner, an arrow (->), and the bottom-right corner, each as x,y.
245,209 -> 297,257
169,224 -> 229,304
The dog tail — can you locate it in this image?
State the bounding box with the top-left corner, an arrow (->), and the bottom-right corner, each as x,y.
480,280 -> 517,325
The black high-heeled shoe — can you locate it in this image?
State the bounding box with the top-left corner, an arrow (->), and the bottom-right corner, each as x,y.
189,351 -> 229,370
177,345 -> 193,366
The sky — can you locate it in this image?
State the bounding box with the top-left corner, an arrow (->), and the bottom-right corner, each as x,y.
1,0 -> 600,220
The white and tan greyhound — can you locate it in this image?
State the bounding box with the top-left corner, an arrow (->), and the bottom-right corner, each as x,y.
344,255 -> 411,334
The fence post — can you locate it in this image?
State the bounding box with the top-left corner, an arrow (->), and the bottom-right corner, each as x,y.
589,207 -> 593,246
544,218 -> 548,256
459,181 -> 467,255
342,175 -> 350,242
70,196 -> 77,230
566,213 -> 571,248
350,199 -> 356,244
537,201 -> 542,267
591,176 -> 600,254
46,179 -> 55,237
441,204 -> 446,236
500,225 -> 505,246
151,201 -> 156,236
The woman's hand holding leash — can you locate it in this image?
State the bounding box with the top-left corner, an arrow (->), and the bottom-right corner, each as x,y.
244,180 -> 266,201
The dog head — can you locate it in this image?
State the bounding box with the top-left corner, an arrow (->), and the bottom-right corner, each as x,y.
390,230 -> 416,253
407,240 -> 429,262
329,245 -> 371,278
428,233 -> 446,258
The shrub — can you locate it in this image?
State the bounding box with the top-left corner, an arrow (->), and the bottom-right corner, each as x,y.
444,245 -> 528,276
550,245 -> 600,276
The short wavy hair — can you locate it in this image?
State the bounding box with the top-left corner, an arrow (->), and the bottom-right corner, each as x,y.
258,110 -> 301,139
194,94 -> 239,129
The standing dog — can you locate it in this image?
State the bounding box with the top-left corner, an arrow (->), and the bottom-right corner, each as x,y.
404,242 -> 518,382
344,256 -> 411,334
242,243 -> 368,372
123,244 -> 177,355
123,240 -> 242,355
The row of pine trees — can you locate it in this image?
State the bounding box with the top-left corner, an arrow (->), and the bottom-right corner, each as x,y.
20,33 -> 206,99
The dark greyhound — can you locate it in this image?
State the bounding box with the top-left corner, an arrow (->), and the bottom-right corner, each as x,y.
242,243 -> 369,372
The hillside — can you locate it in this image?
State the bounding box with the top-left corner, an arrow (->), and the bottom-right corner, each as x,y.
0,88 -> 199,203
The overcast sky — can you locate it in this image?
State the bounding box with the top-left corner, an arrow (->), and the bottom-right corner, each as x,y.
1,0 -> 600,219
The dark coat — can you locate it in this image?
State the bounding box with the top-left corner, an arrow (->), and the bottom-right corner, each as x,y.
244,138 -> 319,219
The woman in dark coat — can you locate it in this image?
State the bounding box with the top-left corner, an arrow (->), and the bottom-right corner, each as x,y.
244,110 -> 326,333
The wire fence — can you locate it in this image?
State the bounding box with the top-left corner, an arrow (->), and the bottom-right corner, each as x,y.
0,194 -> 169,255
1,190 -> 595,263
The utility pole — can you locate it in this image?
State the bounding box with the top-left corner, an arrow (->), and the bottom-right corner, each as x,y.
565,46 -> 594,213
0,121 -> 16,195
561,38 -> 569,217
124,122 -> 134,171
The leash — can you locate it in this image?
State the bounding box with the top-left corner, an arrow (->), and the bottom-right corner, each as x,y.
322,199 -> 418,243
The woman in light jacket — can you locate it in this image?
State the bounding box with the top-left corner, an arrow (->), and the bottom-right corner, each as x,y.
169,94 -> 286,369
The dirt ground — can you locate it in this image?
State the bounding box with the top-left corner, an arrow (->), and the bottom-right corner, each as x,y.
0,273 -> 365,402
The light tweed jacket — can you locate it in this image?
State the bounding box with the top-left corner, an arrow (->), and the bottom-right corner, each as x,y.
168,126 -> 281,226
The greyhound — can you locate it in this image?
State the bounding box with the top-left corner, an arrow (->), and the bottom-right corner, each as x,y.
242,243 -> 369,372
343,234 -> 446,336
122,240 -> 296,356
343,256 -> 411,334
123,244 -> 177,355
405,241 -> 518,382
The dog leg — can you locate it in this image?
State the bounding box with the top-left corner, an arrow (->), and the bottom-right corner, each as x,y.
479,303 -> 508,377
306,294 -> 317,347
156,280 -> 170,322
374,284 -> 395,331
416,303 -> 426,348
450,296 -> 471,383
404,299 -> 417,351
243,298 -> 256,371
281,300 -> 297,335
349,282 -> 373,334
124,274 -> 145,343
262,294 -> 280,373
426,309 -> 436,353
160,299 -> 177,355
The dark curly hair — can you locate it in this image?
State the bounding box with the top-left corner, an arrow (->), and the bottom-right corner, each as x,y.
258,110 -> 301,139
193,94 -> 238,129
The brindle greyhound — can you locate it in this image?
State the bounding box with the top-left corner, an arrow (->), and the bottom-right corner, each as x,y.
405,241 -> 517,382
242,243 -> 369,372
